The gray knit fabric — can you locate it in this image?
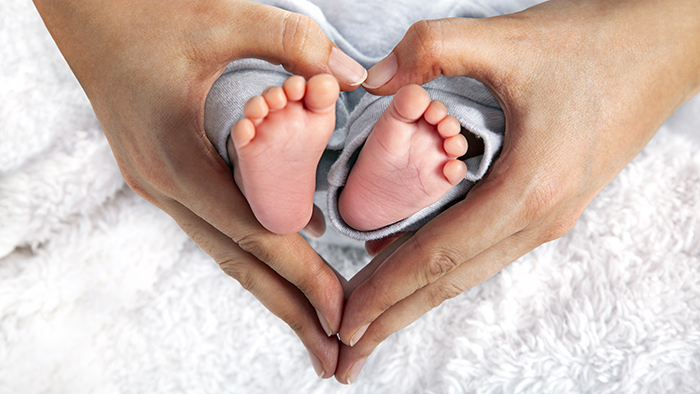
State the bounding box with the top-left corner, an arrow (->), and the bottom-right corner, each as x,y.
203,0 -> 540,240
204,59 -> 350,172
327,77 -> 504,240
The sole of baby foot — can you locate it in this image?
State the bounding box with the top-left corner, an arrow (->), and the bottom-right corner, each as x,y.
228,74 -> 339,234
339,84 -> 468,231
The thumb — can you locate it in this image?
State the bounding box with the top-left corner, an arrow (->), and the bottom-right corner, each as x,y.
362,18 -> 504,96
227,2 -> 367,90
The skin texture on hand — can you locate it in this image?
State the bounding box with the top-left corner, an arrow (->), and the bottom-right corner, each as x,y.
335,0 -> 700,384
31,0 -> 369,378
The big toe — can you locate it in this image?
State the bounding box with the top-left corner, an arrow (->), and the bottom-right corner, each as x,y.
305,74 -> 340,113
391,84 -> 431,122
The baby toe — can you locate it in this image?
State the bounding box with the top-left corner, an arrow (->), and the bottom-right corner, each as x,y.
443,160 -> 468,185
243,95 -> 269,119
391,85 -> 431,122
437,115 -> 461,138
262,86 -> 287,110
305,74 -> 340,113
424,100 -> 448,125
230,117 -> 257,148
283,75 -> 307,102
444,134 -> 468,159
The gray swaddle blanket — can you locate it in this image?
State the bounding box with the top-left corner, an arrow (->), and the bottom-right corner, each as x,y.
204,0 -> 536,240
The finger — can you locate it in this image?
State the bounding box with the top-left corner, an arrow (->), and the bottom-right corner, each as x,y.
164,199 -> 340,378
364,232 -> 405,257
221,2 -> 367,90
157,134 -> 345,339
303,204 -> 326,239
338,157 -> 532,346
335,228 -> 536,384
362,17 -> 505,95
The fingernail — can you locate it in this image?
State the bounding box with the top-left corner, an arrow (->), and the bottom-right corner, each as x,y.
329,47 -> 367,87
346,358 -> 367,385
303,221 -> 324,239
303,205 -> 326,239
363,53 -> 398,89
316,309 -> 333,337
349,324 -> 370,347
306,348 -> 326,378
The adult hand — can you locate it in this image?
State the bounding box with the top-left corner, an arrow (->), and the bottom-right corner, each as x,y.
335,0 -> 700,383
32,0 -> 368,378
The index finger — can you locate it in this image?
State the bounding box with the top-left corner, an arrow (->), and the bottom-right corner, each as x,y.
218,2 -> 367,90
164,198 -> 340,378
161,132 -> 345,339
337,158 -> 532,346
361,17 -> 503,96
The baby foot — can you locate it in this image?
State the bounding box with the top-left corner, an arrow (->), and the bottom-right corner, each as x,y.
228,74 -> 339,234
339,84 -> 468,231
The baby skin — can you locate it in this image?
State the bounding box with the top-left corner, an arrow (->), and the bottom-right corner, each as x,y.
339,84 -> 468,231
228,74 -> 339,234
229,76 -> 468,234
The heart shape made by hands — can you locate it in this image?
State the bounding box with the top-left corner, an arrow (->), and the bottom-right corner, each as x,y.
321,231 -> 414,299
305,192 -> 414,298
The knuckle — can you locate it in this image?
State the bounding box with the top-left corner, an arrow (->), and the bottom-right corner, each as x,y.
521,173 -> 570,224
220,256 -> 307,339
361,321 -> 390,348
120,170 -> 150,198
539,206 -> 583,243
512,165 -> 589,245
366,278 -> 402,313
118,152 -> 178,202
272,304 -> 306,335
426,280 -> 465,310
406,20 -> 443,75
281,13 -> 317,62
424,249 -> 462,284
290,261 -> 326,299
404,235 -> 462,287
236,232 -> 276,265
285,318 -> 306,336
219,259 -> 258,294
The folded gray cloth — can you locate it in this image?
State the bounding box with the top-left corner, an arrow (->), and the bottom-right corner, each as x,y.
203,0 -> 529,240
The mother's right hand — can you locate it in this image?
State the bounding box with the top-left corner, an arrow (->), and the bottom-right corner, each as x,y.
336,0 -> 700,383
31,0 -> 368,378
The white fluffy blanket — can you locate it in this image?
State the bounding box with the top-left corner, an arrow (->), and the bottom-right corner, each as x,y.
2,1 -> 699,393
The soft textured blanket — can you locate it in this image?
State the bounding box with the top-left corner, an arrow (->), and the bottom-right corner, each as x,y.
1,1 -> 699,393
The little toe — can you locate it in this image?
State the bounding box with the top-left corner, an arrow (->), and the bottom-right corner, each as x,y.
262,86 -> 287,110
444,134 -> 468,159
243,96 -> 269,119
305,74 -> 340,114
283,75 -> 307,102
391,84 -> 431,122
230,117 -> 256,148
437,115 -> 462,138
424,100 -> 448,125
443,160 -> 468,185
